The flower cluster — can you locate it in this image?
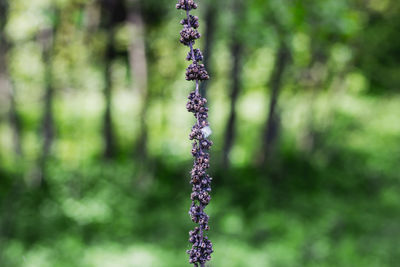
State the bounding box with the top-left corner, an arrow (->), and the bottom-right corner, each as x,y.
176,1 -> 213,266
181,15 -> 199,29
188,227 -> 213,264
187,49 -> 203,61
180,25 -> 201,46
176,0 -> 198,11
186,63 -> 209,81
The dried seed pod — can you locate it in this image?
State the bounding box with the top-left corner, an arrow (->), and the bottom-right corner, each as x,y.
180,25 -> 201,46
181,15 -> 200,29
177,0 -> 213,265
187,48 -> 203,61
186,63 -> 209,81
176,0 -> 198,11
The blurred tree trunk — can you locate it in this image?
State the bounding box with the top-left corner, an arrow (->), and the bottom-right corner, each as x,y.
222,42 -> 243,168
198,1 -> 216,98
8,86 -> 22,156
0,0 -> 22,156
298,5 -> 334,153
40,26 -> 57,159
41,33 -> 55,158
35,8 -> 59,187
0,1 -> 21,252
222,1 -> 244,169
103,30 -> 115,159
126,0 -> 148,160
100,0 -> 119,159
300,43 -> 329,153
259,40 -> 290,165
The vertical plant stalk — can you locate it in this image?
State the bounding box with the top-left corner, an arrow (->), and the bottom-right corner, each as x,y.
176,1 -> 213,266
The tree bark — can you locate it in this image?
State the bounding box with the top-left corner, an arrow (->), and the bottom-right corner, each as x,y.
8,86 -> 22,156
221,0 -> 245,169
40,27 -> 56,158
300,43 -> 329,153
103,29 -> 116,159
260,41 -> 290,165
0,0 -> 22,156
99,0 -> 120,159
34,8 -> 59,187
198,2 -> 216,98
126,0 -> 149,159
222,39 -> 243,168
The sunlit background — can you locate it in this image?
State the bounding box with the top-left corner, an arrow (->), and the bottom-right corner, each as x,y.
1,0 -> 400,266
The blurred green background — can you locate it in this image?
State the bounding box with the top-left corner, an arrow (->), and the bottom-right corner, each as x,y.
1,0 -> 400,266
